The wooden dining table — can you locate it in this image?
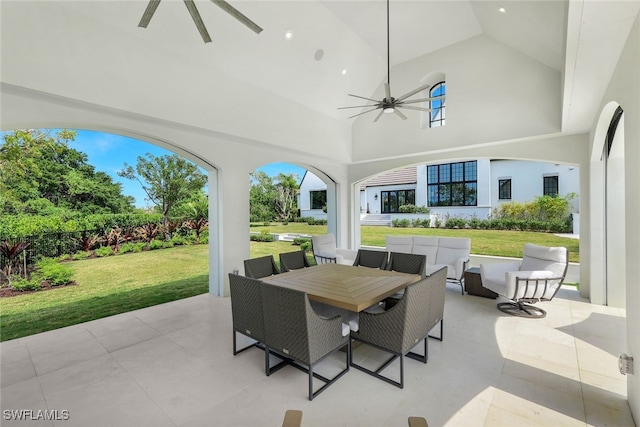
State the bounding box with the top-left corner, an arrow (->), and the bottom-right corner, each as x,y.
261,263 -> 421,312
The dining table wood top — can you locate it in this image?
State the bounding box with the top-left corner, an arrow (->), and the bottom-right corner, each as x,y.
261,263 -> 421,312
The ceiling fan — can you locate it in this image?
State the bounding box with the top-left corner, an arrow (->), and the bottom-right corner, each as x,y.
338,0 -> 445,122
138,0 -> 263,43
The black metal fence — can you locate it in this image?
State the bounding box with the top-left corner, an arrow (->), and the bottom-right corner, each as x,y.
0,229 -> 104,269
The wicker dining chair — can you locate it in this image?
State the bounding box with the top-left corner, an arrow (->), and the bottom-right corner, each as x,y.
261,283 -> 350,400
386,252 -> 427,278
244,255 -> 280,279
384,252 -> 427,308
352,249 -> 388,269
229,273 -> 266,355
228,274 -> 288,374
279,250 -> 312,273
350,267 -> 447,389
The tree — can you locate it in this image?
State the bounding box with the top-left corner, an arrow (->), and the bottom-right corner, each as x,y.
118,153 -> 207,233
274,173 -> 299,221
0,129 -> 135,215
174,191 -> 209,242
249,171 -> 278,222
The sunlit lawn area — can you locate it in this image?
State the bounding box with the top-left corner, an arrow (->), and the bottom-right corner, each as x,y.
0,245 -> 209,341
1,225 -> 579,341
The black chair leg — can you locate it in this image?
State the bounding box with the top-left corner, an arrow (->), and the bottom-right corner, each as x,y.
428,319 -> 443,341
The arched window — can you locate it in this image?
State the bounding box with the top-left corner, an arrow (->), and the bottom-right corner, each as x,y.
429,81 -> 446,128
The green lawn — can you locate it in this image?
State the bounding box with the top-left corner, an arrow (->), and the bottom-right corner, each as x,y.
1,225 -> 579,341
253,224 -> 580,263
0,245 -> 209,342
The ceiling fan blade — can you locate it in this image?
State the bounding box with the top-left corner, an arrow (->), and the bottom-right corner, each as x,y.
384,83 -> 391,101
396,83 -> 431,103
397,105 -> 432,112
184,0 -> 212,43
400,95 -> 445,105
348,106 -> 382,119
210,0 -> 263,34
139,0 -> 161,28
394,108 -> 408,120
348,94 -> 381,103
373,109 -> 385,123
338,104 -> 378,110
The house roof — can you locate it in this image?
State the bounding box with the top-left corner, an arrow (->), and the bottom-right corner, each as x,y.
360,166 -> 417,190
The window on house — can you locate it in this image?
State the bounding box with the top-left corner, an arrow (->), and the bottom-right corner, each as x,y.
427,161 -> 477,206
381,189 -> 415,213
310,190 -> 326,209
498,179 -> 512,200
429,81 -> 445,128
543,176 -> 558,197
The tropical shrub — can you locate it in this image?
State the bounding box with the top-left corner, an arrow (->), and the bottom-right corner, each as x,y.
398,204 -> 430,214
250,231 -> 274,242
33,258 -> 73,286
95,246 -> 115,257
10,277 -> 40,291
392,219 -> 410,228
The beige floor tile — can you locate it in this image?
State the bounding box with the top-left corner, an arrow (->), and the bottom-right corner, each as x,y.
45,372 -> 174,427
0,290 -> 633,427
38,353 -> 124,398
492,374 -> 586,426
25,328 -> 107,376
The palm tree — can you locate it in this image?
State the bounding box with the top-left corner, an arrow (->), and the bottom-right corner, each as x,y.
274,173 -> 299,221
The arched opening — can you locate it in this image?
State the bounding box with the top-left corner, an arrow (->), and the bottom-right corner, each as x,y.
0,127 -> 215,337
591,103 -> 626,307
247,162 -> 343,269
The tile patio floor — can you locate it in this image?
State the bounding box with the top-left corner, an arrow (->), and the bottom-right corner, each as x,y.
0,284 -> 633,426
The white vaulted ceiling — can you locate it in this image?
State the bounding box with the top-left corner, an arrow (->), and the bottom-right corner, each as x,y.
1,0 -> 639,155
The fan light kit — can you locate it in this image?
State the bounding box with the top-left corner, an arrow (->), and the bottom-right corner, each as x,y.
338,0 -> 445,122
138,0 -> 262,43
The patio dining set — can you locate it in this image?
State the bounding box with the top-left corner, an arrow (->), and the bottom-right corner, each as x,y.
230,234 -> 569,401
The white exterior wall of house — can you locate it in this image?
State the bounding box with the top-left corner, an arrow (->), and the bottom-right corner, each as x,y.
490,160 -> 580,212
298,171 -> 329,219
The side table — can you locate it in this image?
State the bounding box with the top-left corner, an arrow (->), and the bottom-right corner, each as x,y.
464,267 -> 498,299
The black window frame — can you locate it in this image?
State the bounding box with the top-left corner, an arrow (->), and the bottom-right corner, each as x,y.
543,176 -> 559,197
310,190 -> 326,210
427,161 -> 477,206
381,189 -> 415,213
498,179 -> 512,200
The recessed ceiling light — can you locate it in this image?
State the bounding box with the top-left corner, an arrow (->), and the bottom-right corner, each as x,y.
341,69 -> 348,75
284,30 -> 293,40
498,7 -> 506,13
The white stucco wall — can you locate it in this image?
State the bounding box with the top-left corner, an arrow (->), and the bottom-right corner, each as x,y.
298,171 -> 329,219
351,35 -> 562,161
490,160 -> 580,211
590,14 -> 639,418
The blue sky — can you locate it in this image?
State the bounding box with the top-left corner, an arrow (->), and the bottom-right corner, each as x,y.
65,130 -> 306,208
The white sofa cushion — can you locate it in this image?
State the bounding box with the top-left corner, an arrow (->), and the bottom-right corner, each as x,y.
434,237 -> 471,280
311,234 -> 338,259
385,236 -> 413,254
412,236 -> 439,263
520,243 -> 567,278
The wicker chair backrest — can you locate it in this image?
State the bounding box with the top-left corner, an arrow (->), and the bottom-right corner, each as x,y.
353,249 -> 388,269
229,273 -> 266,342
355,267 -> 447,354
261,284 -> 347,365
244,255 -> 279,279
387,252 -> 427,278
279,251 -> 311,273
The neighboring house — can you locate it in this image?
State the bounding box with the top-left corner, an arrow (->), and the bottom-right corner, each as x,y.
297,171 -> 328,219
298,160 -> 580,221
